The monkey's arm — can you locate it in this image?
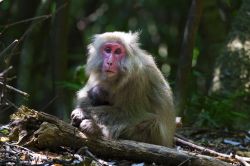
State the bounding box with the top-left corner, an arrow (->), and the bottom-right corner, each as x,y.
71,72 -> 111,133
76,71 -> 106,107
71,74 -> 97,127
71,86 -> 92,127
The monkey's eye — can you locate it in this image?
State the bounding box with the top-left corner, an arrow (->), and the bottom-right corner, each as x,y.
105,47 -> 111,53
114,48 -> 121,54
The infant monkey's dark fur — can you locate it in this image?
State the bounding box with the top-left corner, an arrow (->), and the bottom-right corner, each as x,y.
71,31 -> 176,147
87,86 -> 110,106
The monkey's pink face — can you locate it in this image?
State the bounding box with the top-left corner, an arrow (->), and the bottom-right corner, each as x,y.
101,42 -> 126,78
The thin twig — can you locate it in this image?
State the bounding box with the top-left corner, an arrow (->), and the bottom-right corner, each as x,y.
2,15 -> 51,30
77,4 -> 108,31
0,1 -> 67,34
4,98 -> 19,109
0,67 -> 8,104
0,82 -> 29,97
235,155 -> 250,166
0,40 -> 18,59
235,155 -> 250,162
176,137 -> 231,158
6,2 -> 68,63
39,95 -> 58,111
0,105 -> 12,112
54,2 -> 68,16
0,66 -> 13,77
5,17 -> 48,63
177,157 -> 193,166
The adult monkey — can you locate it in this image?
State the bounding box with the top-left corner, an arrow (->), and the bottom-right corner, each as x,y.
71,31 -> 176,147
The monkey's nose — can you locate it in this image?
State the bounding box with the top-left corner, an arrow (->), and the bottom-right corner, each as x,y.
107,62 -> 113,66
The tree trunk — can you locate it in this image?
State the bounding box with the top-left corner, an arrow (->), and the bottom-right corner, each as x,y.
175,0 -> 202,116
49,0 -> 70,119
16,0 -> 52,106
195,0 -> 228,95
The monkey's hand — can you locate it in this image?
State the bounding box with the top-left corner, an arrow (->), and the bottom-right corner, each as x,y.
71,109 -> 102,137
71,108 -> 91,127
79,119 -> 102,137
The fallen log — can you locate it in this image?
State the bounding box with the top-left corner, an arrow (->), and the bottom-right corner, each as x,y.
9,106 -> 232,166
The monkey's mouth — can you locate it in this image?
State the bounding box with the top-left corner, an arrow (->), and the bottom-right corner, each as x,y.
105,70 -> 116,77
105,70 -> 115,73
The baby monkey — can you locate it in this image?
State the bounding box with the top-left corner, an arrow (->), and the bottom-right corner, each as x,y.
87,86 -> 110,106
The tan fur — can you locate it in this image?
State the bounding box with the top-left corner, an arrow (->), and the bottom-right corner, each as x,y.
71,31 -> 176,147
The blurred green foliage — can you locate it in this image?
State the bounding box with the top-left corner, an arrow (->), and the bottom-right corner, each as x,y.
187,90 -> 249,129
58,65 -> 87,91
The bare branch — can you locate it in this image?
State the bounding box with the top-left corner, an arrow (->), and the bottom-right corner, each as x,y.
0,82 -> 29,97
0,40 -> 18,59
2,2 -> 68,62
176,137 -> 250,166
0,66 -> 13,77
2,15 -> 51,30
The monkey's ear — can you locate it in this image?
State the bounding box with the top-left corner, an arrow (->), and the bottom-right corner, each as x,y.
86,34 -> 98,57
125,31 -> 141,56
129,30 -> 140,44
91,34 -> 105,51
91,34 -> 100,42
87,43 -> 95,56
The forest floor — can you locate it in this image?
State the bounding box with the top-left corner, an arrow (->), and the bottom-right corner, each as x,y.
0,120 -> 250,166
178,127 -> 250,157
177,127 -> 250,166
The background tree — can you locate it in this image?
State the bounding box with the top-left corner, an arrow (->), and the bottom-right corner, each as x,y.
175,0 -> 202,116
211,0 -> 250,129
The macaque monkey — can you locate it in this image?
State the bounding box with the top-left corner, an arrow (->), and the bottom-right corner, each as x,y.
71,31 -> 176,147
